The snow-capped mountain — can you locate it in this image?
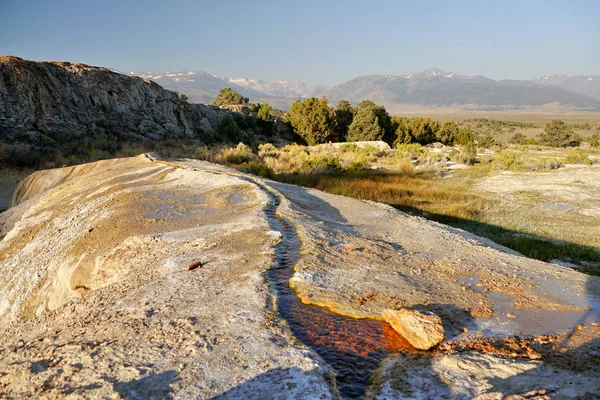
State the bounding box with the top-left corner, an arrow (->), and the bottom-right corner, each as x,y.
123,67 -> 600,111
535,74 -> 600,100
322,69 -> 600,111
131,71 -> 325,106
224,77 -> 328,97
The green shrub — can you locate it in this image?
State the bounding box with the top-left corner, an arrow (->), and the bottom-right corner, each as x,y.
300,154 -> 341,174
345,156 -> 369,172
236,161 -> 274,178
492,152 -> 526,171
217,116 -> 243,143
564,151 -> 593,165
211,88 -> 249,106
194,145 -> 211,160
508,133 -> 527,145
339,143 -> 359,153
359,145 -> 384,157
216,143 -> 254,165
395,143 -> 426,159
477,134 -> 496,149
258,143 -> 279,158
449,142 -> 477,165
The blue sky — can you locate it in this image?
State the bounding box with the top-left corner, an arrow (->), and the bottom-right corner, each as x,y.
1,0 -> 598,85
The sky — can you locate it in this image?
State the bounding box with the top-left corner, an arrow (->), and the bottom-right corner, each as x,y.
1,0 -> 598,85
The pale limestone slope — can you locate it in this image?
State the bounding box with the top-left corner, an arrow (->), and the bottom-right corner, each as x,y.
0,156 -> 598,398
0,156 -> 334,399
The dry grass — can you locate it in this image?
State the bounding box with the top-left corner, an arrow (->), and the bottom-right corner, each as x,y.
276,170 -> 485,221
273,168 -> 600,273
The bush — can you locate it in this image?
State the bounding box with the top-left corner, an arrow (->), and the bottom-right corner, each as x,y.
217,116 -> 243,143
395,158 -> 416,175
450,142 -> 477,165
194,145 -> 211,160
285,97 -> 335,145
258,143 -> 279,158
395,143 -> 426,159
564,151 -> 593,165
211,88 -> 249,106
339,143 -> 359,153
236,161 -> 274,178
3,144 -> 40,167
538,119 -> 573,147
508,133 -> 528,145
492,152 -> 526,171
477,133 -> 496,149
216,143 -> 254,165
300,154 -> 341,174
345,156 -> 369,172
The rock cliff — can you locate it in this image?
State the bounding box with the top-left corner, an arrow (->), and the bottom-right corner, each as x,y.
0,56 -> 233,141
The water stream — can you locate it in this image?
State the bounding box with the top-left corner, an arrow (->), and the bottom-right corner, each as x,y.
258,181 -> 409,399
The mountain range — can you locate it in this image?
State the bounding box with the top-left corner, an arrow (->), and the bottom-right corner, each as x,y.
132,71 -> 327,109
133,68 -> 600,112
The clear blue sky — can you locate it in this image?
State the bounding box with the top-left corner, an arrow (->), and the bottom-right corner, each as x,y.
1,0 -> 598,85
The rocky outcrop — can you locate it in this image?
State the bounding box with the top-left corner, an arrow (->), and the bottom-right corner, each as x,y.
0,56 -> 234,142
382,308 -> 445,350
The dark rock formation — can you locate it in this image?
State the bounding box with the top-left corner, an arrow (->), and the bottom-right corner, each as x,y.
0,56 -> 232,142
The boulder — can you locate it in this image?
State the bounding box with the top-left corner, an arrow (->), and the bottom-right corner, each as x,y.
382,308 -> 445,350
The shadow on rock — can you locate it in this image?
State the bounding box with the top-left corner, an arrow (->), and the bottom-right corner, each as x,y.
369,278 -> 600,398
268,181 -> 355,234
109,370 -> 180,399
210,366 -> 336,400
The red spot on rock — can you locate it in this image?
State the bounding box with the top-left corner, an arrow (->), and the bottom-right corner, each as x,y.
187,261 -> 202,271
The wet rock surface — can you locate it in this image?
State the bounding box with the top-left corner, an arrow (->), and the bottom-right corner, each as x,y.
1,156 -> 599,398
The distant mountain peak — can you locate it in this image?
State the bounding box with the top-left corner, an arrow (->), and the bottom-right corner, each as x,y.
534,74 -> 600,100
419,68 -> 453,77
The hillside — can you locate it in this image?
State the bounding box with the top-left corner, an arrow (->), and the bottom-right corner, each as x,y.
134,71 -> 324,109
536,74 -> 600,100
225,77 -> 327,98
135,71 -> 271,104
0,56 -> 235,142
136,67 -> 600,112
322,69 -> 600,111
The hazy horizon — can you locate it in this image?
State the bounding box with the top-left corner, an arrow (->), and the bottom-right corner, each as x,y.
1,0 -> 599,85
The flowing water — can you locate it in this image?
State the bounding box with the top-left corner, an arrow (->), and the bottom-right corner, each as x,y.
260,183 -> 410,399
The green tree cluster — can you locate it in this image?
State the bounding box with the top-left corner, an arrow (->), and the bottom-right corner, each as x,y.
285,97 -> 336,145
347,101 -> 394,143
211,88 -> 249,106
538,119 -> 574,147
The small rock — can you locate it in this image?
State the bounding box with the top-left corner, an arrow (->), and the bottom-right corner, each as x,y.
382,308 -> 445,350
506,313 -> 517,319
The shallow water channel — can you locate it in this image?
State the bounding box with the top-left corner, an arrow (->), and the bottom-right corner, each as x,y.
260,183 -> 410,398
